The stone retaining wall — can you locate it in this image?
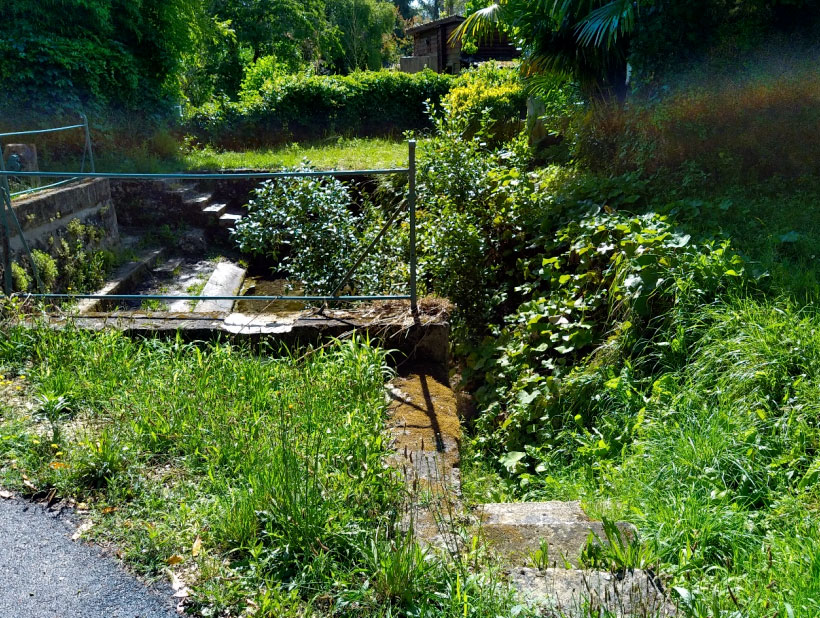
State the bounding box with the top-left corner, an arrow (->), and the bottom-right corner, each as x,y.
1,179 -> 118,271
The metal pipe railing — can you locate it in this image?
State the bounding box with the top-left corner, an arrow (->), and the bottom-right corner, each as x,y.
2,169 -> 409,180
1,138 -> 419,314
16,294 -> 411,302
1,114 -> 97,292
0,123 -> 86,138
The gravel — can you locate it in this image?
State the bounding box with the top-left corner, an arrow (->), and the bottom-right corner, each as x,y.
0,496 -> 177,618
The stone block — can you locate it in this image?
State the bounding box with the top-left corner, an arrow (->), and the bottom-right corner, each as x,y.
3,144 -> 38,172
509,567 -> 675,617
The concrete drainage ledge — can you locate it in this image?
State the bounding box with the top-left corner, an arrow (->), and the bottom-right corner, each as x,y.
46,311 -> 450,375
75,248 -> 167,313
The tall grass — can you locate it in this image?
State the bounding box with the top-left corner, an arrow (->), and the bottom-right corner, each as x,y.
0,326 -> 517,616
501,298 -> 820,616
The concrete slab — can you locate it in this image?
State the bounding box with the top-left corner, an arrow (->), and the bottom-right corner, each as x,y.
387,374 -> 464,553
477,502 -> 635,568
47,305 -> 450,374
193,262 -> 246,314
218,213 -> 242,228
509,567 -> 675,617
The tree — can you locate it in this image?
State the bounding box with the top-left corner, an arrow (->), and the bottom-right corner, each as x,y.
455,0 -> 820,100
0,0 -> 202,115
392,0 -> 415,18
454,0 -> 633,99
207,0 -> 332,68
326,0 -> 399,72
413,0 -> 465,20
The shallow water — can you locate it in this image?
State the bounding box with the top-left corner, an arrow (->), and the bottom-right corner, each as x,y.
235,277 -> 307,314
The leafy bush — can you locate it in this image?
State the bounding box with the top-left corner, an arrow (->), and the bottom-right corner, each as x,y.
466,210 -> 745,469
31,250 -> 58,293
56,220 -> 115,293
232,171 -> 359,293
185,70 -> 455,148
10,263 -> 29,293
442,63 -> 527,142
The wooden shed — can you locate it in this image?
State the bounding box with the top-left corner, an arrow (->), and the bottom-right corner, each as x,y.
400,15 -> 519,74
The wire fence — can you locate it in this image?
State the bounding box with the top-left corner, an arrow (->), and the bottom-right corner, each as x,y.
0,121 -> 417,314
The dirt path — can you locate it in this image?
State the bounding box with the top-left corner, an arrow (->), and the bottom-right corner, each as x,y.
0,496 -> 176,618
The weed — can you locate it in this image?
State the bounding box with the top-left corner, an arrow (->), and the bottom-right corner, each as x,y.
527,537 -> 551,570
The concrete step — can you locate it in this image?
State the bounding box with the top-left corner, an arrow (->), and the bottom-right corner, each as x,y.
193,262 -> 246,314
183,193 -> 213,209
477,502 -> 635,568
201,202 -> 227,218
510,567 -> 674,617
218,213 -> 242,229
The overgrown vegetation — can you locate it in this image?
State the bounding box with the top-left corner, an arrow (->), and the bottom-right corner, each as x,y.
0,329 -> 515,616
5,0 -> 820,614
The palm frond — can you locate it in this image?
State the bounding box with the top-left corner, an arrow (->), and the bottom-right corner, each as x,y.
450,4 -> 504,44
575,0 -> 635,48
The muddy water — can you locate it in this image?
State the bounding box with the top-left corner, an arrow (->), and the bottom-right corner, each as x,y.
235,277 -> 307,314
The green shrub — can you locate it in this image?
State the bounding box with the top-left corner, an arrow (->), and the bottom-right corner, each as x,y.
10,262 -> 29,293
185,69 -> 455,148
232,170 -> 359,293
57,220 -> 114,293
31,250 -> 58,293
443,63 -> 526,142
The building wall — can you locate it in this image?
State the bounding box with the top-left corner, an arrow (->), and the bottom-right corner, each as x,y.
407,23 -> 519,74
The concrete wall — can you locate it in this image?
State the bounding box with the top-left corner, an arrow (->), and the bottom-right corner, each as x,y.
1,179 -> 118,268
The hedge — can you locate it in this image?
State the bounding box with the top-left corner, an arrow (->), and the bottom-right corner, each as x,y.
184,70 -> 456,148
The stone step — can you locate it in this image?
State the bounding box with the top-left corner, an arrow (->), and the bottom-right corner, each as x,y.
477,502 -> 635,568
183,193 -> 213,209
201,202 -> 227,220
218,213 -> 242,229
510,567 -> 675,617
193,262 -> 246,314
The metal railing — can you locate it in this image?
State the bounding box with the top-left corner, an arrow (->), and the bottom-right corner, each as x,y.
0,135 -> 418,315
0,113 -> 95,197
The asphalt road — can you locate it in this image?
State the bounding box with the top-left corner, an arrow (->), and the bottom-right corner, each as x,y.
0,496 -> 177,618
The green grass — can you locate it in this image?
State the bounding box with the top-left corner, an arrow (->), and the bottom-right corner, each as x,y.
646,173 -> 820,300
78,137 -> 417,174
0,326 -> 516,617
183,137 -> 415,171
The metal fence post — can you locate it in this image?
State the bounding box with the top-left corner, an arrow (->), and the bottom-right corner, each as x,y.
408,140 -> 418,317
0,145 -> 12,295
81,113 -> 95,173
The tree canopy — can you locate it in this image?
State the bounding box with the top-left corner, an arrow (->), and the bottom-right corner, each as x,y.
1,0 -> 201,115
455,0 -> 820,98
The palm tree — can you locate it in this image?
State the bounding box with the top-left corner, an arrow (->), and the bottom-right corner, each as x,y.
453,0 -> 640,99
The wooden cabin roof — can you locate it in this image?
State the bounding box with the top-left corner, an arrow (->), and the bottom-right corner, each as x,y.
405,15 -> 465,36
